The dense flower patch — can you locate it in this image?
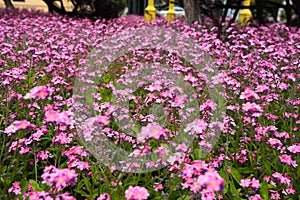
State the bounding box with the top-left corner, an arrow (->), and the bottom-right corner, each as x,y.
0,8 -> 299,200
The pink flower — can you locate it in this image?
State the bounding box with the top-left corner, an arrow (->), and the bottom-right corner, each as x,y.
125,186 -> 149,200
4,120 -> 35,136
145,83 -> 162,92
63,146 -> 88,157
272,172 -> 291,185
155,146 -> 169,157
97,193 -> 111,200
283,187 -> 296,195
256,84 -> 269,93
241,178 -> 260,190
184,119 -> 208,135
199,100 -> 217,112
279,154 -> 297,167
267,138 -> 283,150
55,192 -> 76,200
242,102 -> 263,117
240,178 -> 251,187
44,110 -> 73,125
96,115 -> 110,126
250,178 -> 260,190
240,88 -> 260,100
137,123 -> 166,142
52,132 -> 73,144
45,110 -> 59,123
249,194 -> 263,200
41,166 -> 77,191
37,150 -> 52,161
287,144 -> 300,154
180,162 -> 224,194
204,171 -> 225,192
28,191 -> 52,200
270,190 -> 280,200
8,182 -> 22,195
171,94 -> 188,108
24,85 -> 49,100
153,183 -> 163,191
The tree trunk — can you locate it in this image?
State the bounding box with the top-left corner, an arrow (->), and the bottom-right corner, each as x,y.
3,0 -> 14,9
94,0 -> 126,19
43,0 -> 67,14
291,0 -> 300,26
184,0 -> 201,25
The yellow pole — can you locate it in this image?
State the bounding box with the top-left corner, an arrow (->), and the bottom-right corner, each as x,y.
166,0 -> 176,23
145,0 -> 156,22
239,0 -> 252,25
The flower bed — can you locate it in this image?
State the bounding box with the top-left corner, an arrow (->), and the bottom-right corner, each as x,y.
0,9 -> 299,200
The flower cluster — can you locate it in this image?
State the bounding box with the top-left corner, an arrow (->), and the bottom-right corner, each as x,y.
125,186 -> 149,200
180,160 -> 225,198
1,8 -> 299,200
41,166 -> 78,191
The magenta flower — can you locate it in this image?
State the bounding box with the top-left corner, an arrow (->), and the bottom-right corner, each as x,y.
279,154 -> 297,167
4,120 -> 35,136
272,172 -> 291,185
287,144 -> 300,154
199,100 -> 217,112
250,178 -> 260,190
171,94 -> 188,108
41,166 -> 77,191
145,83 -> 162,92
97,193 -> 111,200
204,171 -> 225,192
55,192 -> 76,200
241,178 -> 260,190
255,84 -> 269,93
45,110 -> 59,123
44,110 -> 73,125
184,119 -> 208,135
267,138 -> 283,150
242,102 -> 263,117
240,88 -> 260,100
137,123 -> 166,142
24,85 -> 49,100
249,194 -> 263,200
240,178 -> 251,187
27,191 -> 52,200
96,115 -> 110,126
125,186 -> 149,200
37,150 -> 52,161
8,181 -> 21,195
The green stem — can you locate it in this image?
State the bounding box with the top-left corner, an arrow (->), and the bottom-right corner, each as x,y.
33,142 -> 38,182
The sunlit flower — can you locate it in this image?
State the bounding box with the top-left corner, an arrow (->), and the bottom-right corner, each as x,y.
125,186 -> 149,200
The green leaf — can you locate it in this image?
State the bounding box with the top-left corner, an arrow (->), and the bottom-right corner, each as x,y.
238,167 -> 253,174
231,167 -> 242,184
83,176 -> 92,192
223,182 -> 229,195
230,182 -> 238,195
110,192 -> 121,200
169,191 -> 181,199
220,169 -> 229,194
193,148 -> 202,160
263,160 -> 272,175
20,179 -> 28,193
28,77 -> 34,84
220,169 -> 229,180
131,125 -> 140,133
260,181 -> 269,200
178,195 -> 190,200
74,189 -> 89,197
28,180 -> 42,191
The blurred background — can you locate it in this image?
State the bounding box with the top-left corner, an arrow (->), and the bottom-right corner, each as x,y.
0,0 -> 299,27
